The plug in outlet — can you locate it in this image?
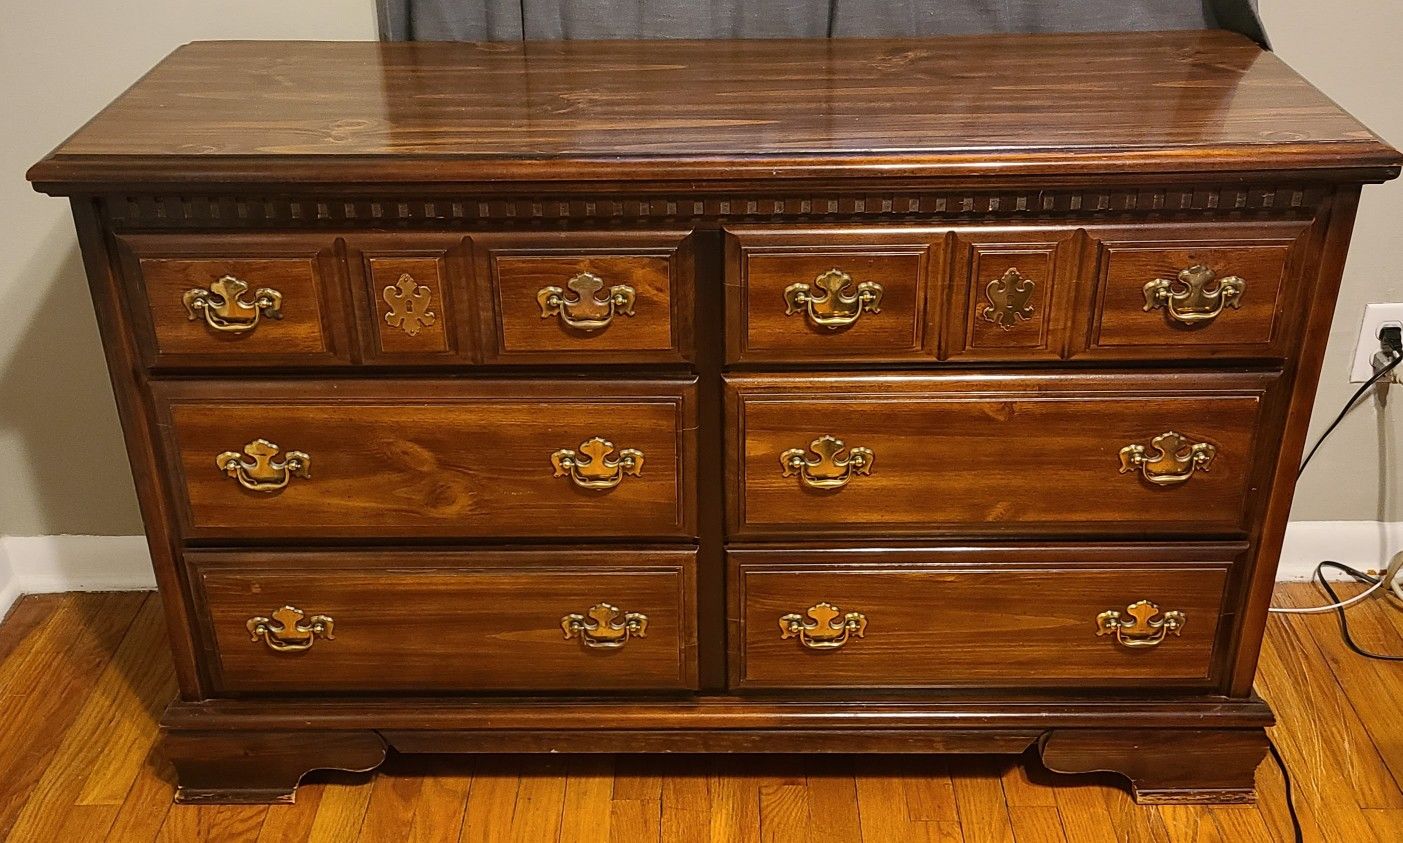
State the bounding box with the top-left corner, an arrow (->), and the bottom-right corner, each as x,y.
1348,303 -> 1403,383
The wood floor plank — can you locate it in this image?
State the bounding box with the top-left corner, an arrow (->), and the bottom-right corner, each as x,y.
156,804 -> 267,843
0,594 -> 62,667
1155,804 -> 1224,842
506,757 -> 568,842
306,776 -> 376,843
0,592 -> 145,839
659,761 -> 710,843
7,594 -> 168,840
1046,777 -> 1122,843
355,765 -> 426,842
706,757 -> 761,843
459,757 -> 519,843
256,782 -> 326,843
758,781 -> 811,843
855,756 -> 958,843
950,757 -> 1016,843
558,756 -> 614,843
900,756 -> 960,823
1277,585 -> 1403,796
805,770 -> 862,841
405,767 -> 471,843
608,797 -> 661,843
1008,805 -> 1069,843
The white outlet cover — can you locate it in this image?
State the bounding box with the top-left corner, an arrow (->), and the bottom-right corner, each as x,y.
1349,303 -> 1403,383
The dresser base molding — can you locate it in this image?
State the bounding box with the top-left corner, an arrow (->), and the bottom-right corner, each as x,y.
161,696 -> 1272,804
1038,728 -> 1270,805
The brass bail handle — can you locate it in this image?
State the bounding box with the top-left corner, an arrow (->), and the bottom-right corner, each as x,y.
247,606 -> 334,653
183,274 -> 283,333
783,269 -> 883,330
1119,431 -> 1215,486
780,434 -> 873,490
779,602 -> 868,651
562,603 -> 648,649
1143,265 -> 1244,326
1097,600 -> 1184,649
538,272 -> 636,332
216,439 -> 311,493
551,437 -> 644,490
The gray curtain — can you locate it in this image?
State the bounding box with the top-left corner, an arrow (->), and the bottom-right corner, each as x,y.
378,1 -> 1265,46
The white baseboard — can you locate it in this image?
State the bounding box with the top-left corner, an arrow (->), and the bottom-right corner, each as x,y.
0,524 -> 1397,619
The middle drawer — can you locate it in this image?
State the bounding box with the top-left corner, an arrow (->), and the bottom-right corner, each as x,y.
727,371 -> 1279,538
153,379 -> 696,540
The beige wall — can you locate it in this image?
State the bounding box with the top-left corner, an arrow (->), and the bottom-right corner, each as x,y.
0,2 -> 378,536
1,3 -> 1399,537
1263,1 -> 1403,521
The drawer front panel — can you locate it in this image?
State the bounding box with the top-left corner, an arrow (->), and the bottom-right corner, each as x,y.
118,233 -> 351,367
1079,222 -> 1312,358
724,227 -> 941,362
473,231 -> 694,363
732,545 -> 1236,689
944,227 -> 1077,361
156,379 -> 696,539
192,549 -> 697,693
727,373 -> 1276,537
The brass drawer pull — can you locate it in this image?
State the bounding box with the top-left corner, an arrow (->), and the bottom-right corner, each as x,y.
780,434 -> 873,490
783,269 -> 883,330
183,275 -> 283,333
1143,265 -> 1244,325
538,272 -> 636,332
551,437 -> 644,490
247,606 -> 334,653
1119,432 -> 1215,486
562,603 -> 648,649
1097,600 -> 1184,649
217,439 -> 311,493
779,602 -> 867,651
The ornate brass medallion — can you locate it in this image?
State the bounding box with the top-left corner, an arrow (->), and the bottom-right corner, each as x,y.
779,602 -> 868,650
182,275 -> 283,333
1143,265 -> 1245,325
538,272 -> 636,332
551,437 -> 644,490
981,267 -> 1036,330
382,272 -> 437,336
1096,600 -> 1185,648
561,603 -> 648,649
783,269 -> 883,330
1119,431 -> 1215,486
247,606 -> 334,652
216,439 -> 311,492
780,434 -> 873,490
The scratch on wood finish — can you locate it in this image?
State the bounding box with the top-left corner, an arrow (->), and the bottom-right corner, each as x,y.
25,31 -> 1401,805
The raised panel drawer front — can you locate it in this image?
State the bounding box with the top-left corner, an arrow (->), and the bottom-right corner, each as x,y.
471,230 -> 695,364
1079,221 -> 1313,359
116,233 -> 352,368
731,545 -> 1238,689
727,372 -> 1278,538
154,379 -> 696,540
724,226 -> 941,362
191,549 -> 697,693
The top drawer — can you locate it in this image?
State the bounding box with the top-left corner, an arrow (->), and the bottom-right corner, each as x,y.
725,221 -> 1313,363
116,230 -> 696,368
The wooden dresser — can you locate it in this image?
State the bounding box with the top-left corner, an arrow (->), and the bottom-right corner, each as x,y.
28,31 -> 1400,805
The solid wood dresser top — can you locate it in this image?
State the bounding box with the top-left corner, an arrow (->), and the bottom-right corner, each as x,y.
28,30 -> 1401,190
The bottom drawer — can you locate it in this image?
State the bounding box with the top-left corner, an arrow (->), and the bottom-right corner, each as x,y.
731,544 -> 1240,690
190,548 -> 697,693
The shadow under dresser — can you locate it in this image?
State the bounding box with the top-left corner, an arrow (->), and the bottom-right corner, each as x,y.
27,31 -> 1401,804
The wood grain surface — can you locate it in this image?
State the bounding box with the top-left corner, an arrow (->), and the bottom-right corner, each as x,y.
154,379 -> 697,540
730,545 -> 1237,690
727,371 -> 1278,538
27,32 -> 1401,189
190,549 -> 698,693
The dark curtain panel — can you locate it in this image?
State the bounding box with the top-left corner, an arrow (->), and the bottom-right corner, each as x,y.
378,1 -> 1265,46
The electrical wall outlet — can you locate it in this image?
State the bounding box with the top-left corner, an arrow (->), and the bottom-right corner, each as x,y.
1349,303 -> 1403,383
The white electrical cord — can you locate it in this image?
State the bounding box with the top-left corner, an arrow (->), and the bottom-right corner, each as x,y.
1270,549 -> 1403,614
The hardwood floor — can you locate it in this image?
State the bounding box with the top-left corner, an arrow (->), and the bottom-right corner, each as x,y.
0,585 -> 1398,842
